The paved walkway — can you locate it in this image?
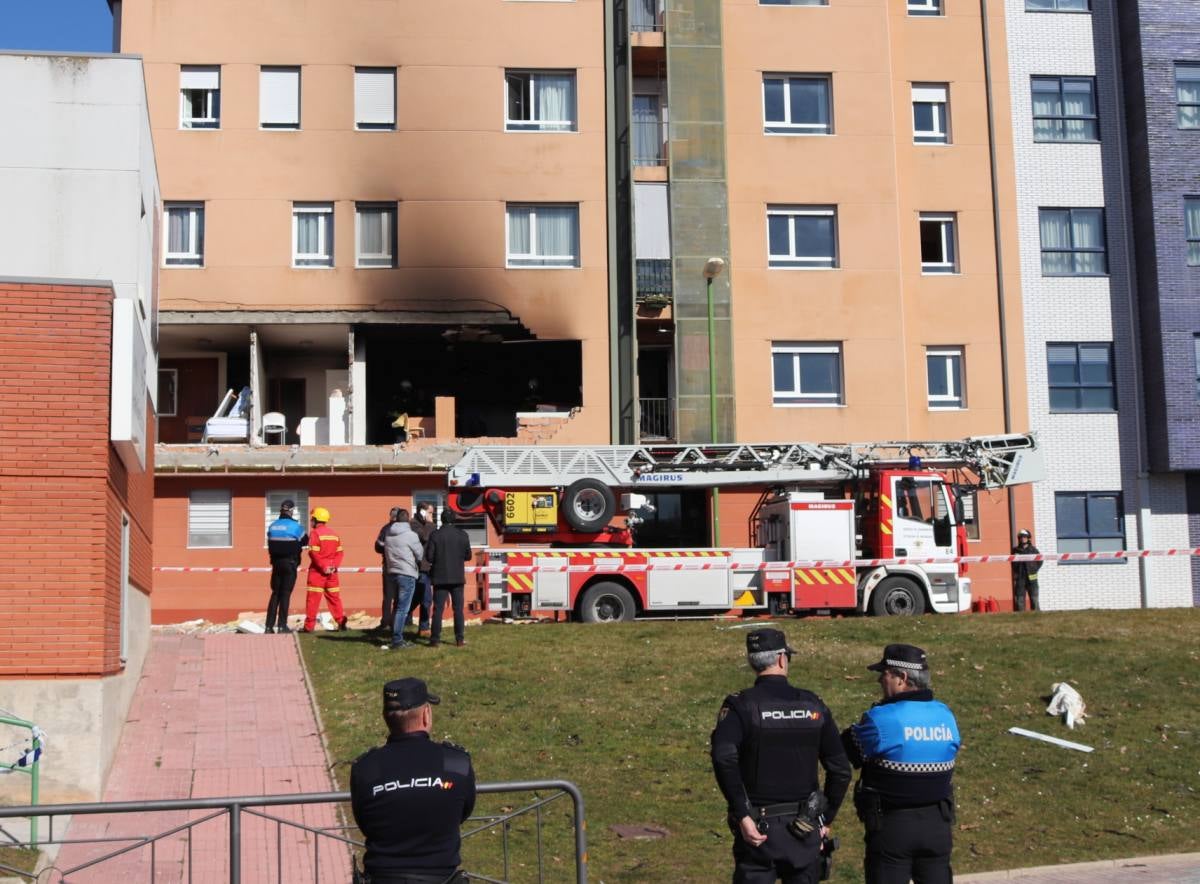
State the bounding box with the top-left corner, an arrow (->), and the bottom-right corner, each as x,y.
50,633 -> 347,883
959,854 -> 1200,882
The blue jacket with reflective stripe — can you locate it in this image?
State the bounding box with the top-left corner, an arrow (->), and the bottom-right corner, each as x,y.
267,517 -> 307,563
843,689 -> 960,806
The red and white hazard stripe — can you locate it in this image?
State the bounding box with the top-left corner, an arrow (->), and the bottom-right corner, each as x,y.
153,547 -> 1200,574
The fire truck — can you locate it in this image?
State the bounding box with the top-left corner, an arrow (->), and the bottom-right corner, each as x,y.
445,434 -> 1043,622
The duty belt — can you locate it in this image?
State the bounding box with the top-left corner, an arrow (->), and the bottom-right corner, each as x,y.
755,802 -> 800,817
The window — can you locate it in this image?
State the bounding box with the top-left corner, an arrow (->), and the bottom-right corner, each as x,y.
763,75 -> 832,134
1047,342 -> 1115,412
188,489 -> 231,548
164,203 -> 204,267
355,68 -> 396,130
1031,76 -> 1098,142
413,490 -> 487,547
1039,208 -> 1107,275
767,206 -> 837,268
926,347 -> 965,409
506,204 -> 580,267
959,489 -> 981,541
1176,64 -> 1200,129
912,83 -> 950,144
1056,491 -> 1125,557
293,203 -> 334,268
1026,0 -> 1089,9
180,66 -> 220,129
158,369 -> 178,417
760,0 -> 827,5
907,0 -> 941,15
1186,198 -> 1200,265
505,71 -> 577,132
919,213 -> 958,274
264,490 -> 308,545
1194,335 -> 1200,399
260,66 -> 300,129
771,342 -> 843,406
356,203 -> 396,268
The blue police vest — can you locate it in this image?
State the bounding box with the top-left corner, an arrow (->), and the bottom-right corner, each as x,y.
853,698 -> 960,773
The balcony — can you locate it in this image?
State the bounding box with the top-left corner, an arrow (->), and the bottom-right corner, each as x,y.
636,258 -> 672,308
631,0 -> 665,32
632,119 -> 667,167
639,397 -> 673,440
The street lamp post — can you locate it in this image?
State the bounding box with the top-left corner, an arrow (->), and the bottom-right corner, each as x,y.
703,257 -> 726,546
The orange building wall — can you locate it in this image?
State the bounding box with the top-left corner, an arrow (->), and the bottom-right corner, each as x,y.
0,283 -> 155,677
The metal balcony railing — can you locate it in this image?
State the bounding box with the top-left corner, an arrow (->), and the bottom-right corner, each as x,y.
632,119 -> 667,166
636,259 -> 672,307
0,780 -> 587,883
631,0 -> 664,31
639,397 -> 674,440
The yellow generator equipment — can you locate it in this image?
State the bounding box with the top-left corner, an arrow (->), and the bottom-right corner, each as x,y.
503,491 -> 559,534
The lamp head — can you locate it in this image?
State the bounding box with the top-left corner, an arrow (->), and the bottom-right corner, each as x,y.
702,257 -> 726,279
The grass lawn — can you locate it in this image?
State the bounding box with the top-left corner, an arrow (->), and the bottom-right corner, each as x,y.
0,846 -> 39,877
300,609 -> 1200,882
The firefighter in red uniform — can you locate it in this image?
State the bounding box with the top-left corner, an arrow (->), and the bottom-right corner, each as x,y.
303,506 -> 348,632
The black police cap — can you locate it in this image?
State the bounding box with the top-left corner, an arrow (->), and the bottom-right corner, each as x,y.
280,499 -> 296,512
746,628 -> 796,655
866,643 -> 929,673
383,677 -> 441,711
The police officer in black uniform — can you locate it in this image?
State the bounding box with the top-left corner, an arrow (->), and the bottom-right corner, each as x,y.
350,678 -> 476,883
842,644 -> 961,884
711,628 -> 852,883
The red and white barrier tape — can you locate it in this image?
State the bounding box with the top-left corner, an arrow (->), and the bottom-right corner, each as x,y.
153,547 -> 1200,575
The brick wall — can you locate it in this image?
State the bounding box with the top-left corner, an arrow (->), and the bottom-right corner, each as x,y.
0,282 -> 155,676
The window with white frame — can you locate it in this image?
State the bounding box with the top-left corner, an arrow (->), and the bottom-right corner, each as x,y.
355,67 -> 396,130
505,71 -> 577,132
165,203 -> 205,267
926,347 -> 965,409
1176,64 -> 1200,129
293,203 -> 334,267
264,490 -> 308,544
771,342 -> 843,405
506,204 -> 580,267
1039,207 -> 1107,275
912,83 -> 950,144
1032,76 -> 1098,142
1026,0 -> 1089,9
1186,197 -> 1200,266
188,489 -> 232,548
763,75 -> 831,134
180,66 -> 220,129
260,66 -> 300,129
356,203 -> 397,268
767,205 -> 837,268
907,0 -> 941,16
919,213 -> 958,274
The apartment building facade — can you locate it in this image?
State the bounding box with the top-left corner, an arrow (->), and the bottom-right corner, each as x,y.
119,0 -> 1034,617
0,51 -> 159,801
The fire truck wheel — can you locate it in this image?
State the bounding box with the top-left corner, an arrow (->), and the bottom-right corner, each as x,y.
578,582 -> 636,623
870,577 -> 927,617
563,479 -> 617,532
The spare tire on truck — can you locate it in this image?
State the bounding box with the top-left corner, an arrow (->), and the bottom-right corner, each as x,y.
562,479 -> 617,532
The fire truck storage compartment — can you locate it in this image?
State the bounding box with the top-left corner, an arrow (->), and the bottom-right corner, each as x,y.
533,555 -> 569,609
781,493 -> 857,609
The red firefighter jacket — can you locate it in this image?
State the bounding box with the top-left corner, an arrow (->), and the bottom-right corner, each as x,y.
307,524 -> 345,577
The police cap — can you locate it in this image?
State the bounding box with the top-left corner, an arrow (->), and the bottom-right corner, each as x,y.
866,643 -> 928,673
383,677 -> 441,711
746,628 -> 796,656
280,499 -> 295,514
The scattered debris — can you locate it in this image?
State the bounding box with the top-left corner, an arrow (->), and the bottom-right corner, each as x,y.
1046,682 -> 1088,729
1008,726 -> 1094,753
235,620 -> 265,634
610,824 -> 671,840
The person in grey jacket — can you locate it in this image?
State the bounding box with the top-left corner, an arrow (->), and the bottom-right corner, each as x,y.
374,506 -> 401,636
382,510 -> 424,650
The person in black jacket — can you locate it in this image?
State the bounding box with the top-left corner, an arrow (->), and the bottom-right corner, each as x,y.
350,678 -> 476,883
711,628 -> 852,883
424,509 -> 474,648
1011,529 -> 1043,611
265,499 -> 307,634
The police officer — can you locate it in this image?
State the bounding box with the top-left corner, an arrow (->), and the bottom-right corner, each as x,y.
350,678 -> 476,883
711,628 -> 851,883
842,644 -> 961,884
265,499 -> 306,633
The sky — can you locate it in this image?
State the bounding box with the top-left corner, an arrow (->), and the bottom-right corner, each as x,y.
0,0 -> 113,53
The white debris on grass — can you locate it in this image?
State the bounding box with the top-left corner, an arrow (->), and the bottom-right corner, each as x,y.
1008,726 -> 1094,753
1046,682 -> 1088,729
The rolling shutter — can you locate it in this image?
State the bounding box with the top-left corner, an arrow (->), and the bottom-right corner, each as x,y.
180,67 -> 220,90
355,68 -> 396,126
188,489 -> 231,547
260,67 -> 300,126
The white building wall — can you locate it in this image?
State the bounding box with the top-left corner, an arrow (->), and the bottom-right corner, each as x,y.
1005,2 -> 1192,608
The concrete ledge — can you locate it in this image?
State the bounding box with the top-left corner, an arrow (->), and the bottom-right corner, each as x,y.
958,852 -> 1200,881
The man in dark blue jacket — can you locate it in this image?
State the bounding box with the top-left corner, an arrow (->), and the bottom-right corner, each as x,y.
265,499 -> 307,633
425,510 -> 474,648
350,678 -> 476,883
842,644 -> 961,884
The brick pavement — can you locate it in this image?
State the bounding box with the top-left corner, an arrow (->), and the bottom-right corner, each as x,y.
50,633 -> 349,883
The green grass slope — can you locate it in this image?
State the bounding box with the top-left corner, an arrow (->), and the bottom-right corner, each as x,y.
301,609 -> 1200,882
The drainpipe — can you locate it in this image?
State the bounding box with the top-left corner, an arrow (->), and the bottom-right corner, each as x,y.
979,0 -> 1018,545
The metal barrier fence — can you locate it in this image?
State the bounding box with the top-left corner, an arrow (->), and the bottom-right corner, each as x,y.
638,397 -> 673,441
0,780 -> 586,884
